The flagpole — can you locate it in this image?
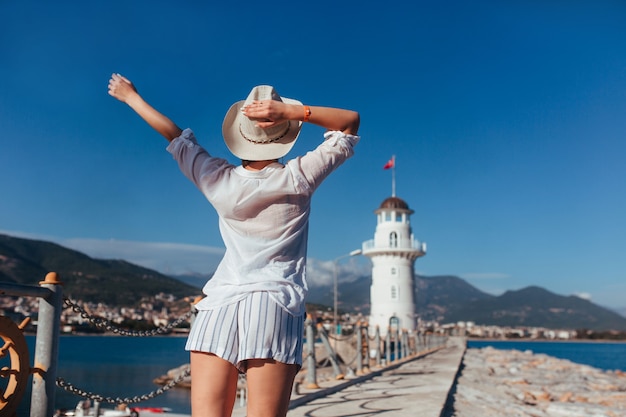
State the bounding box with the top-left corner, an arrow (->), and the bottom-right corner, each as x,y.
392,155 -> 396,197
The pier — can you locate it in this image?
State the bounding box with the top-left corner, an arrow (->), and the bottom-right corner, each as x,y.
147,337 -> 465,417
151,336 -> 465,417
278,336 -> 464,417
1,274 -> 465,417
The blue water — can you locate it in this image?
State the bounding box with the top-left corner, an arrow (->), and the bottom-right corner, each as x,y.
16,336 -> 626,415
21,335 -> 192,415
467,339 -> 626,372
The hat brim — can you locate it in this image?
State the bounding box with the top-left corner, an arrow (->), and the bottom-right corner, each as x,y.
222,96 -> 302,161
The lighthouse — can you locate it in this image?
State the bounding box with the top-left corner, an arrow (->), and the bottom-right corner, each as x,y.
362,195 -> 426,337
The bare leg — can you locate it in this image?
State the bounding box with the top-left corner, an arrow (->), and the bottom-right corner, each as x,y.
190,351 -> 239,417
245,359 -> 299,417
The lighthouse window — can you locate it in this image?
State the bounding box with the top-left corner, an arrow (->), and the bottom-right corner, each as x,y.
391,267 -> 397,275
391,285 -> 398,300
389,232 -> 398,247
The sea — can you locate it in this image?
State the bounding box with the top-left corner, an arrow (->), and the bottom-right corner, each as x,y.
467,339 -> 626,372
16,336 -> 626,416
21,335 -> 193,416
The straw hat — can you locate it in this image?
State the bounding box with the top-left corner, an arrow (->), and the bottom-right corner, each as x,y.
222,85 -> 302,161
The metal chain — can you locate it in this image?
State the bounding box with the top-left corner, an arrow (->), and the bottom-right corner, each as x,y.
62,297 -> 193,337
56,367 -> 191,404
326,330 -> 355,342
343,350 -> 358,366
57,298 -> 194,404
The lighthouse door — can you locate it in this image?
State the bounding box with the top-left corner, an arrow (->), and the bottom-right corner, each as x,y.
389,316 -> 399,332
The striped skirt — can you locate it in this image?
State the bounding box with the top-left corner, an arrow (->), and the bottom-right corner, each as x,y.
185,291 -> 304,373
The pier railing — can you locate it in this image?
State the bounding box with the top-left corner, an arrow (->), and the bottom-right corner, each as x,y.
301,317 -> 447,390
0,272 -> 63,417
2,272 -> 448,416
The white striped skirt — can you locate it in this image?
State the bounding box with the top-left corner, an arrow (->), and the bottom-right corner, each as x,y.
185,291 -> 304,373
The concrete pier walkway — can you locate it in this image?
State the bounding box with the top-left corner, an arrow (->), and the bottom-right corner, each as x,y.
233,336 -> 466,417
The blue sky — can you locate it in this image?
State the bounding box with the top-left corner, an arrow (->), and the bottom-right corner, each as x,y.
2,1 -> 625,310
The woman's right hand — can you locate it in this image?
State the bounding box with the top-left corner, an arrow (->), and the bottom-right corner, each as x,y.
108,73 -> 138,103
107,73 -> 182,142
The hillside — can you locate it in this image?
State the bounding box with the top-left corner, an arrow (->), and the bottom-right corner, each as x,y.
308,274 -> 626,331
3,233 -> 625,331
444,286 -> 626,330
0,234 -> 201,306
414,275 -> 494,322
307,274 -> 495,321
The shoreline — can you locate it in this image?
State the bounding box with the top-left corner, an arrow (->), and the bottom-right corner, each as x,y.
25,332 -> 190,337
468,337 -> 626,344
24,332 -> 626,342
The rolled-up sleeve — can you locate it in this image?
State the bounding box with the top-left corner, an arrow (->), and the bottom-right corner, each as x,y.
166,128 -> 232,197
288,131 -> 360,192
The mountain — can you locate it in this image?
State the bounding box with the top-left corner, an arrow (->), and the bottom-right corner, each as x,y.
414,275 -> 494,322
309,273 -> 626,331
307,274 -> 494,320
0,234 -> 201,306
170,272 -> 213,289
3,233 -> 625,331
305,273 -> 372,315
444,286 -> 626,331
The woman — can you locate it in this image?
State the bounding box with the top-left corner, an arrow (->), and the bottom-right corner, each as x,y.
108,73 -> 360,417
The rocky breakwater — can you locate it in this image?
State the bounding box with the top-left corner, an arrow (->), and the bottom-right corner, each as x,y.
447,346 -> 626,417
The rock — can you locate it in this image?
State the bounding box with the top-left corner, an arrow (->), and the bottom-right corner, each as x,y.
559,391 -> 573,402
445,347 -> 626,417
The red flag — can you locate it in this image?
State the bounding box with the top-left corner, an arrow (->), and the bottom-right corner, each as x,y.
383,156 -> 395,170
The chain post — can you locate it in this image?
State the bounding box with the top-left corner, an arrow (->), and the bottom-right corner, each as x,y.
304,316 -> 319,389
355,321 -> 363,375
31,272 -> 63,417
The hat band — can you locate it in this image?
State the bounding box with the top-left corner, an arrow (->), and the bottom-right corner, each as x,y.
239,122 -> 291,144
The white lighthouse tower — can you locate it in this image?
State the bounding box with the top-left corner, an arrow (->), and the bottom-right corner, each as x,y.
362,195 -> 426,337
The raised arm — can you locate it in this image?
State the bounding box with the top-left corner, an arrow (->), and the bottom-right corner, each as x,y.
242,100 -> 360,136
108,73 -> 183,142
304,106 -> 360,135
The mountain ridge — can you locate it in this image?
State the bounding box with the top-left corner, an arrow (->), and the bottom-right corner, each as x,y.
308,274 -> 626,331
0,233 -> 201,306
2,233 -> 625,331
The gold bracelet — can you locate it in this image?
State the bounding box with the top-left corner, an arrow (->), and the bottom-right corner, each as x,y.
303,105 -> 311,122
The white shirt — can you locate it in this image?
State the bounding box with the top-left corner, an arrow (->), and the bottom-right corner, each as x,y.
167,129 -> 360,315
